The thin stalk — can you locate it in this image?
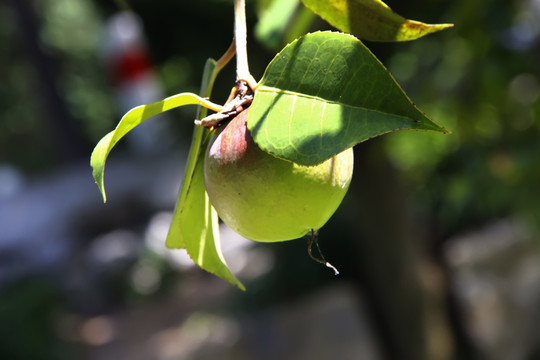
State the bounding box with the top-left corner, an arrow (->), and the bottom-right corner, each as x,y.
234,0 -> 257,90
308,230 -> 339,275
215,40 -> 236,75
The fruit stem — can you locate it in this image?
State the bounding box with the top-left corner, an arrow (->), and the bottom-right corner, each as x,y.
234,0 -> 257,90
308,230 -> 340,275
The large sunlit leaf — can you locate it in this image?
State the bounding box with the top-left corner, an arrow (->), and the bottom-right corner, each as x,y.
91,92 -> 222,202
165,59 -> 244,289
247,31 -> 450,166
300,0 -> 452,42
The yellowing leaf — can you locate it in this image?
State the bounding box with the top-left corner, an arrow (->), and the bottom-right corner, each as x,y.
301,0 -> 453,42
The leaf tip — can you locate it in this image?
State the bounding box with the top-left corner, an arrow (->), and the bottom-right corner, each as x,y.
431,23 -> 454,33
431,125 -> 452,136
424,22 -> 454,34
429,123 -> 453,135
237,282 -> 247,291
94,177 -> 107,203
427,119 -> 452,135
99,187 -> 107,203
91,165 -> 107,203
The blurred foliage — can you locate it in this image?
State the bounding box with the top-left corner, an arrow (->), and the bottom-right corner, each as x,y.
0,1 -> 54,171
381,0 -> 540,238
0,0 -> 116,171
0,0 -> 536,264
0,0 -> 537,273
0,279 -> 75,360
36,0 -> 116,140
1,0 -> 539,357
3,0 -> 537,229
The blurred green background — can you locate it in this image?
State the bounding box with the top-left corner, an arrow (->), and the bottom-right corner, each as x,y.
1,0 -> 539,359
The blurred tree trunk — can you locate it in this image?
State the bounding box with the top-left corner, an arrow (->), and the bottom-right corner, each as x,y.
10,0 -> 87,162
344,138 -> 429,360
341,138 -> 483,360
432,231 -> 484,360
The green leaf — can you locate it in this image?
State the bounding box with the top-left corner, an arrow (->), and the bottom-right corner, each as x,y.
164,123 -> 206,252
300,0 -> 453,42
90,92 -> 222,202
165,61 -> 216,250
167,144 -> 245,290
255,0 -> 300,50
165,59 -> 244,290
247,31 -> 450,166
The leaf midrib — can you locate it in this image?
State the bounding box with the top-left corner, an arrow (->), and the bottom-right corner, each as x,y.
256,85 -> 422,120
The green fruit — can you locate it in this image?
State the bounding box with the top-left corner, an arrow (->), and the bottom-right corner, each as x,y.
204,109 -> 354,242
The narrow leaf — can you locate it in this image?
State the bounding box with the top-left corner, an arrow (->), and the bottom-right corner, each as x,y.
90,93 -> 222,202
166,60 -> 217,250
247,31 -> 450,166
165,61 -> 215,250
301,0 -> 453,42
164,123 -> 206,251
168,146 -> 245,290
165,59 -> 244,289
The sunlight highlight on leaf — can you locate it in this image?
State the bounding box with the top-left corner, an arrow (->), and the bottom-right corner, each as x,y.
167,147 -> 245,290
247,31 -> 450,166
301,0 -> 452,42
164,59 -> 245,290
90,92 -> 222,202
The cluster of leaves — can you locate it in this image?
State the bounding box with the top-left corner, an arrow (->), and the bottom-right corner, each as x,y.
91,0 -> 452,289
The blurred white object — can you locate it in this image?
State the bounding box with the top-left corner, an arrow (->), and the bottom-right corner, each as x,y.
101,11 -> 172,153
0,165 -> 25,199
445,219 -> 540,360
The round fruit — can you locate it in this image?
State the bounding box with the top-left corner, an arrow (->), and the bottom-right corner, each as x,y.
204,109 -> 354,242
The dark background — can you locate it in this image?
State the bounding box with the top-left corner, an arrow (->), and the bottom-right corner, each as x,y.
1,0 -> 539,359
